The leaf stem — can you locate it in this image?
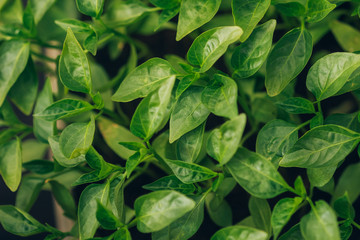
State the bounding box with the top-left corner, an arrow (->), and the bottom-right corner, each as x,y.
127,218 -> 138,229
31,51 -> 57,63
352,221 -> 360,230
317,101 -> 322,116
30,39 -> 62,49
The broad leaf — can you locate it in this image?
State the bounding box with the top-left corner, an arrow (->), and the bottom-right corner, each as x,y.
134,190 -> 195,233
266,28 -> 312,96
232,0 -> 271,42
15,177 -> 44,212
48,136 -> 86,167
306,52 -> 360,101
276,97 -> 315,114
280,125 -> 360,168
333,193 -> 355,220
176,122 -> 205,163
300,200 -> 340,240
271,0 -> 307,17
112,58 -> 176,102
226,148 -> 289,198
278,224 -> 304,240
176,74 -> 199,99
306,0 -> 336,23
307,165 -> 337,187
201,74 -> 238,119
249,197 -> 272,236
143,175 -> 196,194
169,86 -> 210,143
176,0 -> 221,40
187,26 -> 242,73
96,201 -> 120,230
232,19 -> 276,78
0,40 -> 30,106
76,0 -> 104,18
49,180 -> 77,220
59,28 -> 92,94
211,225 -> 268,240
0,138 -> 22,192
207,114 -> 246,165
206,192 -> 232,227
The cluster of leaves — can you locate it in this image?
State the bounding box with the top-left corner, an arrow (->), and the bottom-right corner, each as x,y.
2,0 -> 360,239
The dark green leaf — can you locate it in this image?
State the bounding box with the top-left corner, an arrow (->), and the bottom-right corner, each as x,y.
76,0 -> 104,18
306,0 -> 336,23
114,227 -> 132,240
23,160 -> 54,174
176,122 -> 205,163
84,30 -> 98,55
206,192 -> 232,227
333,162 -> 360,204
309,112 -> 324,129
55,18 -> 92,32
330,20 -> 360,52
15,177 -> 44,212
333,193 -> 355,220
150,0 -> 180,9
249,197 -> 272,236
156,7 -> 180,31
126,149 -> 147,177
118,142 -> 146,151
339,223 -> 352,240
96,201 -> 120,230
176,74 -> 199,99
0,138 -> 22,192
278,224 -> 304,240
307,165 -> 337,187
143,175 -> 196,194
272,0 -> 307,17
210,225 -> 268,240
276,97 -> 315,114
49,180 -> 77,220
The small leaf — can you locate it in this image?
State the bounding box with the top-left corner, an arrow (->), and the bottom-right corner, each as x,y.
307,165 -> 337,187
300,200 -> 340,240
187,26 -> 242,73
118,142 -> 146,151
176,122 -> 205,163
55,19 -> 92,33
333,193 -> 355,220
330,20 -> 360,52
134,190 -> 196,233
166,159 -> 218,184
15,176 -> 44,212
176,74 -> 199,99
0,138 -> 22,192
207,114 -> 246,165
150,0 -> 180,9
211,225 -> 268,240
143,175 -> 196,194
76,0 -> 104,18
306,0 -> 336,23
114,227 -> 132,240
59,28 -> 92,94
201,74 -> 238,119
266,28 -> 312,96
276,97 -> 315,114
206,192 -> 232,227
112,58 -> 176,102
333,162 -> 360,204
278,223 -> 303,240
232,0 -> 271,42
96,201 -> 120,230
226,148 -> 289,198
23,160 -> 54,175
49,180 -> 77,220
249,197 -> 272,237
126,149 -> 147,177
176,0 -> 221,41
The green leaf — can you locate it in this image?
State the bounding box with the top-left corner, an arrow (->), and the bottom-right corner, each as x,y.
249,197 -> 272,237
49,180 -> 77,220
306,53 -> 360,101
33,79 -> 55,143
76,0 -> 104,18
118,142 -> 146,151
126,149 -> 147,177
339,223 -> 352,240
271,197 -> 302,239
59,28 -> 92,94
187,26 -> 243,73
34,99 -> 95,121
96,201 -> 120,230
276,97 -> 315,114
98,117 -> 142,159
112,58 -> 176,102
232,19 -> 276,78
0,40 -> 30,107
306,0 -> 336,23
15,176 -> 44,212
310,112 -> 324,129
226,148 -> 289,198
232,0 -> 271,42
152,194 -> 205,240
156,6 -> 180,30
336,66 -> 360,95
170,86 -> 210,143
265,28 -> 312,96
207,114 -> 246,165
83,30 -> 98,55
150,0 -> 180,9
330,20 -> 360,52
0,205 -> 46,236
176,122 -> 205,163
278,224 -> 304,240
55,18 -> 92,32
175,74 -> 199,99
307,165 -> 337,187
272,0 -> 307,17
256,120 -> 298,165
22,2 -> 36,36
23,160 -> 54,174
333,193 -> 355,220
206,192 -> 232,227
8,58 -> 38,115
0,138 -> 22,192
300,200 -> 340,240
30,0 -> 56,24
201,74 -> 238,119
176,0 -> 221,41
166,159 -> 218,184
48,135 -> 86,168
78,183 -> 110,240
114,227 -> 132,240
333,162 -> 360,204
130,76 -> 175,140
59,116 -> 95,159
134,190 -> 196,233
143,175 -> 196,194
280,125 -> 360,168
211,225 -> 268,240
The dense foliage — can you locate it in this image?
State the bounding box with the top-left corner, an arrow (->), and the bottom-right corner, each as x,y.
1,0 -> 360,239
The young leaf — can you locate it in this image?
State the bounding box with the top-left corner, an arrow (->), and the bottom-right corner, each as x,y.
187,26 -> 243,73
49,180 -> 77,220
226,148 -> 289,198
206,192 -> 232,227
333,193 -> 355,220
76,0 -> 104,18
0,40 -> 30,106
169,86 -> 210,143
176,122 -> 205,163
276,97 -> 315,114
207,114 -> 246,165
176,0 -> 221,41
96,201 -> 120,230
23,160 -> 54,175
232,0 -> 271,42
126,149 -> 147,177
306,52 -> 360,101
59,117 -> 95,159
271,0 -> 307,17
278,223 -> 303,240
232,19 -> 276,78
134,190 -> 196,233
201,74 -> 238,119
280,125 -> 360,168
15,177 -> 44,212
265,28 -> 312,96
34,99 -> 95,121
59,28 -> 92,94
211,225 -> 268,240
166,159 -> 218,184
0,205 -> 46,237
112,58 -> 176,102
130,75 -> 175,140
143,175 -> 196,195
176,73 -> 199,99
114,227 -> 132,240
300,200 -> 341,240
271,197 -> 302,240
249,197 -> 272,237
0,138 -> 22,192
306,0 -> 336,23
55,18 -> 92,33
78,183 -> 110,240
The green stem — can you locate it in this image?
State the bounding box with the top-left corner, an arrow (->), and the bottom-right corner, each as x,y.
124,161 -> 151,188
102,107 -> 129,126
240,124 -> 258,146
30,39 -> 62,49
127,218 -> 138,229
31,51 -> 57,63
352,221 -> 360,230
317,101 -> 323,115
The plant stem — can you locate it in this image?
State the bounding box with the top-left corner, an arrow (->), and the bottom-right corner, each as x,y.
352,221 -> 360,230
30,39 -> 62,49
31,51 -> 57,63
317,101 -> 322,116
